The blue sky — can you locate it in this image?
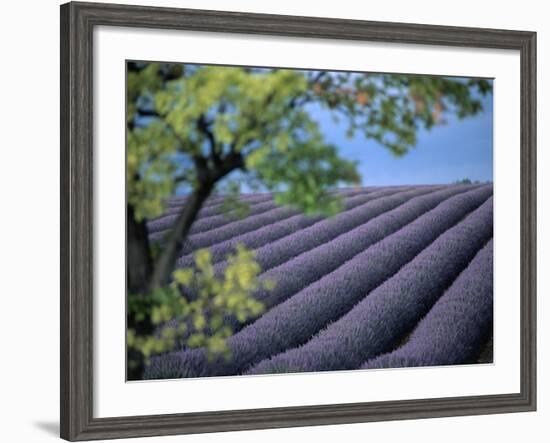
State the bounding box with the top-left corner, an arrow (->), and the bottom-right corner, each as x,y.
310,91 -> 493,186
161,66 -> 494,194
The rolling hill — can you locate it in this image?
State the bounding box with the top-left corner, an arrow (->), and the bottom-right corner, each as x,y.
143,184 -> 494,379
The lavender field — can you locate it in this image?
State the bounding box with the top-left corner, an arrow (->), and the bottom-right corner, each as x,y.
144,184 -> 494,380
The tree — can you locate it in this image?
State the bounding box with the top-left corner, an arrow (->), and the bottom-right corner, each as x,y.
127,244 -> 272,377
126,62 -> 492,378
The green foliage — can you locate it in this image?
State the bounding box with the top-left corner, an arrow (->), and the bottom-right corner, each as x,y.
127,63 -> 492,223
252,128 -> 361,216
127,122 -> 179,221
218,180 -> 251,220
454,178 -> 481,185
127,64 -> 184,221
127,64 -> 362,220
127,245 -> 272,366
152,64 -> 361,216
306,72 -> 492,156
154,66 -> 308,154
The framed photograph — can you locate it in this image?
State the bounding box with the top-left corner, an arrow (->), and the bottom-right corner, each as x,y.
60,1 -> 536,440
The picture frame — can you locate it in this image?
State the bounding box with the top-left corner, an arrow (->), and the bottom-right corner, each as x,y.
60,1 -> 536,441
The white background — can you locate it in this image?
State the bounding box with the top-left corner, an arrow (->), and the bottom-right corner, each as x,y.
0,0 -> 547,442
94,26 -> 521,417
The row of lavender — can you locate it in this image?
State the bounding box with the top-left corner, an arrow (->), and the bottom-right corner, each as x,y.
143,184 -> 493,379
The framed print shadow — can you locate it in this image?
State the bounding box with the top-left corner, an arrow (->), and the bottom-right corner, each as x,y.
60,1 -> 536,441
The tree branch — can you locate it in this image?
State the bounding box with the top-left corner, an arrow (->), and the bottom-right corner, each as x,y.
148,151 -> 244,291
197,114 -> 222,167
287,70 -> 328,109
197,115 -> 215,149
135,108 -> 161,118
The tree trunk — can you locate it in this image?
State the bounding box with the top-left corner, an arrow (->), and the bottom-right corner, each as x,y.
127,204 -> 153,294
127,183 -> 213,380
148,182 -> 214,291
127,204 -> 155,380
126,153 -> 242,380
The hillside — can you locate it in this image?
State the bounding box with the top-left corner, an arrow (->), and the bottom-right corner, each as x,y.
143,184 -> 494,379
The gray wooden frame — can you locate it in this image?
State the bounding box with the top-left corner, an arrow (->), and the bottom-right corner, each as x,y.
60,1 -> 537,441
